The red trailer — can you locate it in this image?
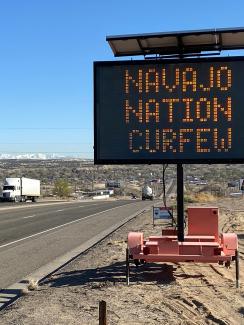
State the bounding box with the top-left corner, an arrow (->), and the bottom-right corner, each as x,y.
127,207 -> 239,287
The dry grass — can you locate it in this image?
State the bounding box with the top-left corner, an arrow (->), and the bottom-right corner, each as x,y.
185,192 -> 215,203
194,192 -> 216,202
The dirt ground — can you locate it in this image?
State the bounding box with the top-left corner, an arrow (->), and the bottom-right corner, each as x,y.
1,197 -> 244,325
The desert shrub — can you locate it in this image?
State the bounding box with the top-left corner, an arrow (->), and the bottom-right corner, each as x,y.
53,179 -> 71,198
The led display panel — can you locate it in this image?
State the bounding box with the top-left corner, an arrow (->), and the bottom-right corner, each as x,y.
94,57 -> 244,164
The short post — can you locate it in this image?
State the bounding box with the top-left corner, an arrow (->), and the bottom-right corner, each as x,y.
235,250 -> 240,288
99,300 -> 107,325
126,247 -> 130,286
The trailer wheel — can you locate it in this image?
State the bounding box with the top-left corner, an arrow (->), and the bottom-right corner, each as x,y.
134,259 -> 145,266
225,261 -> 231,268
134,259 -> 140,267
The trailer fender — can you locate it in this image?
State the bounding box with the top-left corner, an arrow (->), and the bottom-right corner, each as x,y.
221,233 -> 238,256
128,232 -> 143,255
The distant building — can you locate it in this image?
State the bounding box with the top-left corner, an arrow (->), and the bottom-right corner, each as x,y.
227,181 -> 239,188
106,180 -> 120,188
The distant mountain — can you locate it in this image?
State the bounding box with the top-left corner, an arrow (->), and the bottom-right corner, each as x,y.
0,153 -> 92,160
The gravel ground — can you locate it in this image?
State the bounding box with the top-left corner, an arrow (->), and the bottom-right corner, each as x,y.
1,197 -> 244,324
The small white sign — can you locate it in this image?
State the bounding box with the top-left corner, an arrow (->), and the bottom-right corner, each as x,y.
153,207 -> 172,220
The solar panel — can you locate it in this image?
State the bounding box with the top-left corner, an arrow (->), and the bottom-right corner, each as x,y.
106,27 -> 244,57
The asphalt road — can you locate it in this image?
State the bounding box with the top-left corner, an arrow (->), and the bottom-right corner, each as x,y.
0,200 -> 139,246
0,199 -> 153,288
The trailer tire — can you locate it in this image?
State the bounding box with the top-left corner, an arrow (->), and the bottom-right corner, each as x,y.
134,259 -> 140,267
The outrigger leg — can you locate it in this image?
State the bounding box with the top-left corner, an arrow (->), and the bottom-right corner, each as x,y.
235,249 -> 240,288
126,247 -> 130,286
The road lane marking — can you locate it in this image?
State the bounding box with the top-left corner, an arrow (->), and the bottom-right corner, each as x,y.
79,203 -> 100,208
0,202 -> 134,249
20,203 -> 114,220
0,200 -> 119,215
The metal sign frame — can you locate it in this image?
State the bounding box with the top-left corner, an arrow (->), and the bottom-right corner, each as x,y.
106,27 -> 244,57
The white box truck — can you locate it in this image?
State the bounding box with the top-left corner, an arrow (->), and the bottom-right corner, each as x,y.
1,177 -> 40,202
142,185 -> 154,201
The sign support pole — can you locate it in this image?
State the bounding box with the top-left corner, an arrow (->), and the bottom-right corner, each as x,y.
152,207 -> 155,227
177,163 -> 184,241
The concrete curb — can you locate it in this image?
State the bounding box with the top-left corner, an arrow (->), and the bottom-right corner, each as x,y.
0,203 -> 153,310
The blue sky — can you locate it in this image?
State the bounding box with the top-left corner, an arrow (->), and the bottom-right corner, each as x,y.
0,0 -> 244,158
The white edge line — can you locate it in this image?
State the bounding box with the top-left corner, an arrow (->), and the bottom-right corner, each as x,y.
23,215 -> 36,219
0,202 -> 133,249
